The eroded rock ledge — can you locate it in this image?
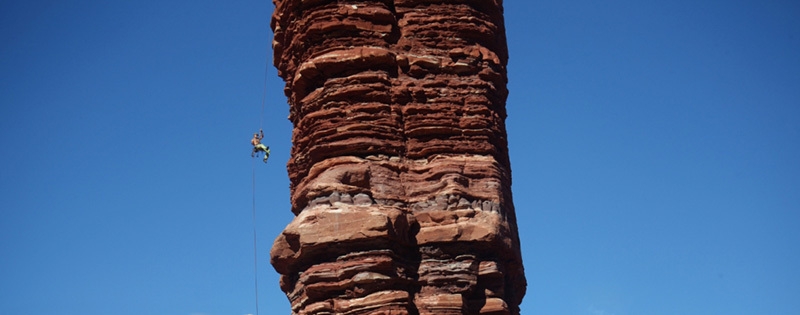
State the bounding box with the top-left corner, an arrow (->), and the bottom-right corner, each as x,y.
270,1 -> 525,314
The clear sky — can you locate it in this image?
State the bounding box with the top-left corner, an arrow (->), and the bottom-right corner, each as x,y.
1,1 -> 798,314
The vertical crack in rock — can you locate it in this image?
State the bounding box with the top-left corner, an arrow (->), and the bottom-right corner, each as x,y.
270,0 -> 525,314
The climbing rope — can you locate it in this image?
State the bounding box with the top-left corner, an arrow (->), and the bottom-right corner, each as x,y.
259,40 -> 269,131
251,9 -> 273,315
251,157 -> 260,315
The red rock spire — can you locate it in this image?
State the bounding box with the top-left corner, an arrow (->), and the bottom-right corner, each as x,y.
269,1 -> 525,313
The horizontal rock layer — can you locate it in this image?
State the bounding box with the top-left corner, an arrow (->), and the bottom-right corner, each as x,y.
270,0 -> 525,314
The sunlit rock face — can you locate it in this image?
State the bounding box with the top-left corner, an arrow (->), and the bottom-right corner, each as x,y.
269,0 -> 525,313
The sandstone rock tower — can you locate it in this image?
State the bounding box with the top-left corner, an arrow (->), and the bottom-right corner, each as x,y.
269,0 -> 525,314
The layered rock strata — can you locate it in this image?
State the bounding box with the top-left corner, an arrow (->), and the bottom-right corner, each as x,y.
269,0 -> 525,314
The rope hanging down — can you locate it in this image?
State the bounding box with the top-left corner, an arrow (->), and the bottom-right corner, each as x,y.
249,15 -> 274,315
251,158 -> 260,315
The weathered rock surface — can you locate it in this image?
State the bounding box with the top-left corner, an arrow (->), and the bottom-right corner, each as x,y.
269,0 -> 525,314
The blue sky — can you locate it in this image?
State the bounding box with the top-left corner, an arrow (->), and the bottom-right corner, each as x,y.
1,1 -> 798,314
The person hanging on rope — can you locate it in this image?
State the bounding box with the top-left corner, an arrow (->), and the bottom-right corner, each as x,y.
251,129 -> 270,163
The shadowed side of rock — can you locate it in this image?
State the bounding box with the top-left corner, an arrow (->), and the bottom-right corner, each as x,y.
269,1 -> 525,314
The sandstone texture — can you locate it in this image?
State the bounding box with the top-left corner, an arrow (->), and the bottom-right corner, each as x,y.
269,0 -> 525,314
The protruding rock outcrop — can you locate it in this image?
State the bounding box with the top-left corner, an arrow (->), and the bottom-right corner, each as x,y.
270,1 -> 525,314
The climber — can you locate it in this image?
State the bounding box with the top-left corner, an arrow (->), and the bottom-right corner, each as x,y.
251,129 -> 270,163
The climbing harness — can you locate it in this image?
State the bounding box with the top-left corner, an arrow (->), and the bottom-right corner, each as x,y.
252,130 -> 271,164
